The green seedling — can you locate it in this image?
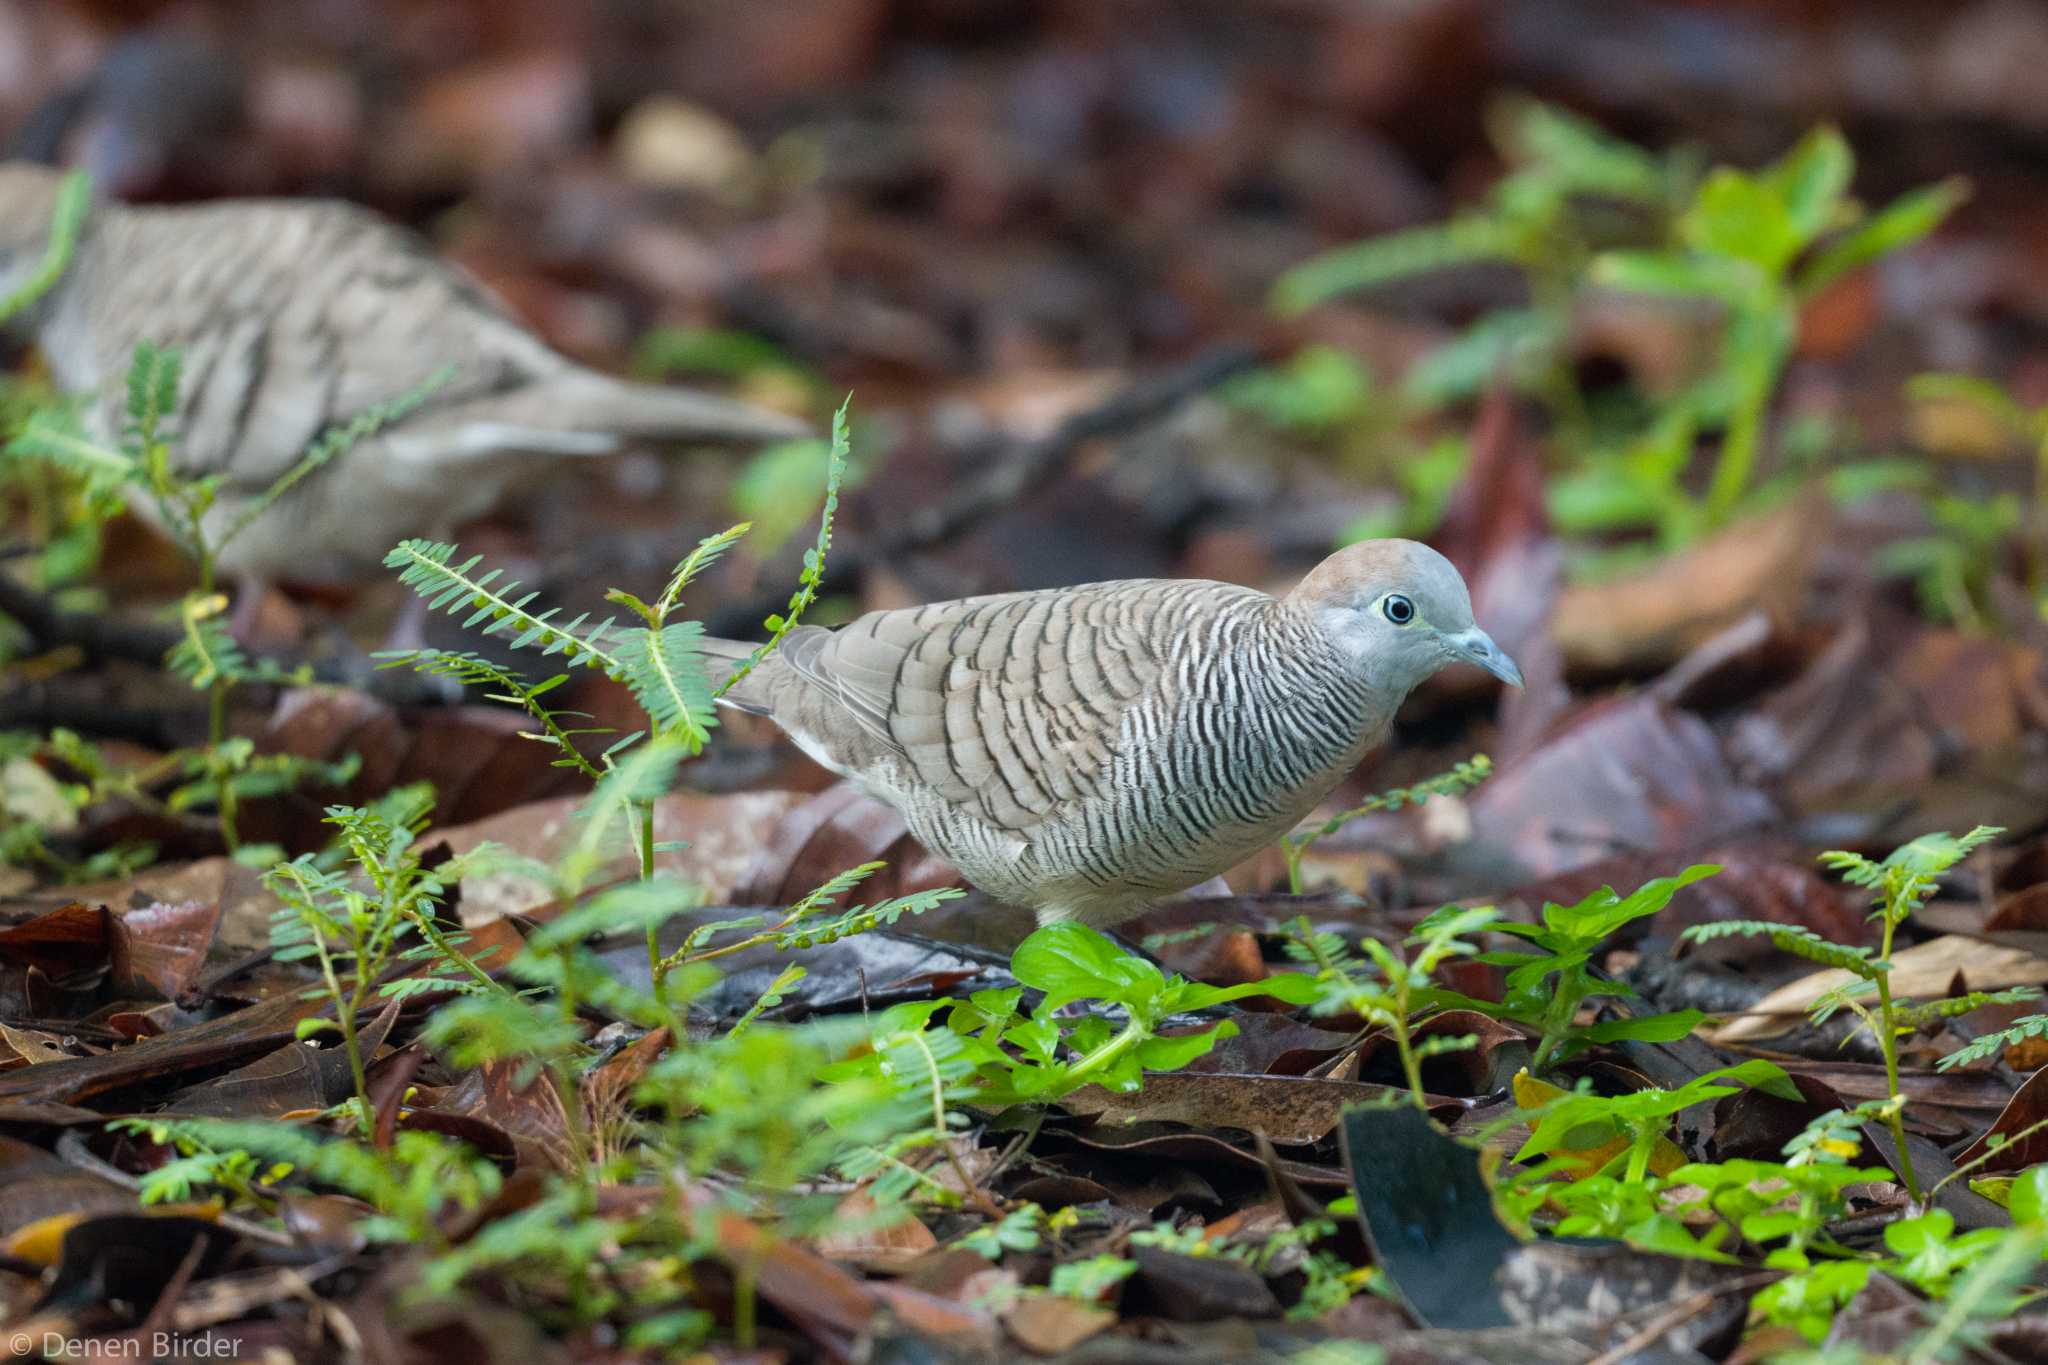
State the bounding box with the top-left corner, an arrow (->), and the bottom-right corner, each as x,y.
1461,865 -> 1718,1073
1593,127 -> 1965,527
1684,826 -> 2004,1199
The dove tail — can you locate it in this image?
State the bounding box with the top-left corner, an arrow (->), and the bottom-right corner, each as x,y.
571,374 -> 811,445
699,637 -> 774,716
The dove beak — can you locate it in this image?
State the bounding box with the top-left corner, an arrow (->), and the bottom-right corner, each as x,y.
1450,628 -> 1523,688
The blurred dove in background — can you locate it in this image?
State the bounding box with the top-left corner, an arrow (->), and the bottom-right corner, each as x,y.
0,162 -> 807,589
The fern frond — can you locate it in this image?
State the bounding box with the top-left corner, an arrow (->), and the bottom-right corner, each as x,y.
714,398 -> 849,698
4,405 -> 136,484
787,861 -> 885,919
1893,987 -> 2043,1031
774,887 -> 966,949
0,168 -> 90,325
1680,921 -> 1884,978
614,621 -> 716,747
1289,754 -> 1492,850
657,522 -> 752,616
166,593 -> 243,690
378,647 -> 605,779
1936,1013 -> 2048,1071
385,540 -> 622,676
730,963 -> 806,1037
124,341 -> 182,452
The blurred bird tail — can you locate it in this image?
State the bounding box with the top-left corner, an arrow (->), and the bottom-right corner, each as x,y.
564,372 -> 812,445
699,636 -> 772,715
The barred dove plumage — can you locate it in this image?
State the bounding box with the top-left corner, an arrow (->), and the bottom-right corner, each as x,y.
708,539 -> 1521,927
0,163 -> 807,584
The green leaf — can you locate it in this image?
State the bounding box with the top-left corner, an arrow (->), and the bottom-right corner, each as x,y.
1541,866 -> 1720,945
1590,249 -> 1753,302
2010,1165 -> 2048,1225
1681,168 -> 1799,273
1270,217 -> 1516,315
1135,1022 -> 1236,1072
1403,309 -> 1563,408
1488,95 -> 1671,205
1011,922 -> 1166,1012
1581,1009 -> 1706,1044
1798,178 -> 1967,296
1764,125 -> 1853,246
1172,972 -> 1321,1011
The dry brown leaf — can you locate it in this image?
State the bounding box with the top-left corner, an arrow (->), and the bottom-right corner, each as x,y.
1003,1294 -> 1116,1355
811,1189 -> 939,1269
433,789 -> 809,925
0,1024 -> 69,1068
1714,935 -> 2048,1043
1552,496 -> 1818,672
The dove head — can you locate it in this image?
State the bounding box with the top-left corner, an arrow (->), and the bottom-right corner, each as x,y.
0,164 -> 74,314
1287,538 -> 1523,695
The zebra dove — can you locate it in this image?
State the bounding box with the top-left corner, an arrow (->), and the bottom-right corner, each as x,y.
707,539 -> 1521,927
0,163 -> 807,585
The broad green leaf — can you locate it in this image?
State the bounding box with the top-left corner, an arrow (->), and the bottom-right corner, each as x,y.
1271,216 -> 1516,315
1489,95 -> 1669,204
1542,866 -> 1720,943
1172,972 -> 1320,1012
2010,1164 -> 2048,1225
1590,249 -> 1753,301
1134,1021 -> 1236,1072
1798,178 -> 1967,296
1011,922 -> 1165,1012
1682,168 -> 1799,272
1581,1009 -> 1706,1045
1764,125 -> 1853,245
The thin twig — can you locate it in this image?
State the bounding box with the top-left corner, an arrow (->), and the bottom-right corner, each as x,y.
0,570 -> 182,663
708,342 -> 1261,636
1583,1272 -> 1781,1365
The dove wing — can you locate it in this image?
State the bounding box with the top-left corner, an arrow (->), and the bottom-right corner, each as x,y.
778,581 -> 1201,833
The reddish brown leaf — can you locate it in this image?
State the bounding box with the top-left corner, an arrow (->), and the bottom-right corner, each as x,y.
108,898 -> 222,1001
1957,1066 -> 2048,1173
1470,695 -> 1778,880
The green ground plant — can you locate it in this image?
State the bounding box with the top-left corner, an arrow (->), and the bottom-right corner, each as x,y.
1274,96 -> 1694,431
1266,113 -> 1967,571
1682,826 -> 2009,1199
1588,127 -> 1965,530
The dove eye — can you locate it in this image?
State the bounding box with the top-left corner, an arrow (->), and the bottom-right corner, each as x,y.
1382,594 -> 1415,625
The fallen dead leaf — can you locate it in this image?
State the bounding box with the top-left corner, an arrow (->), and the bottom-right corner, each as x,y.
433,789 -> 809,925
0,1023 -> 70,1068
1714,935 -> 2048,1044
1552,495 -> 1819,673
812,1189 -> 939,1269
1003,1294 -> 1116,1355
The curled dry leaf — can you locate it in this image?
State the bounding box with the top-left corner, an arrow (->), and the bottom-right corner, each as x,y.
1552,495 -> 1820,673
1956,1065 -> 2048,1174
1713,935 -> 2048,1044
1003,1294 -> 1118,1355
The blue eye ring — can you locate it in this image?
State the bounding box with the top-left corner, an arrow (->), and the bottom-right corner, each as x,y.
1383,594 -> 1415,625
